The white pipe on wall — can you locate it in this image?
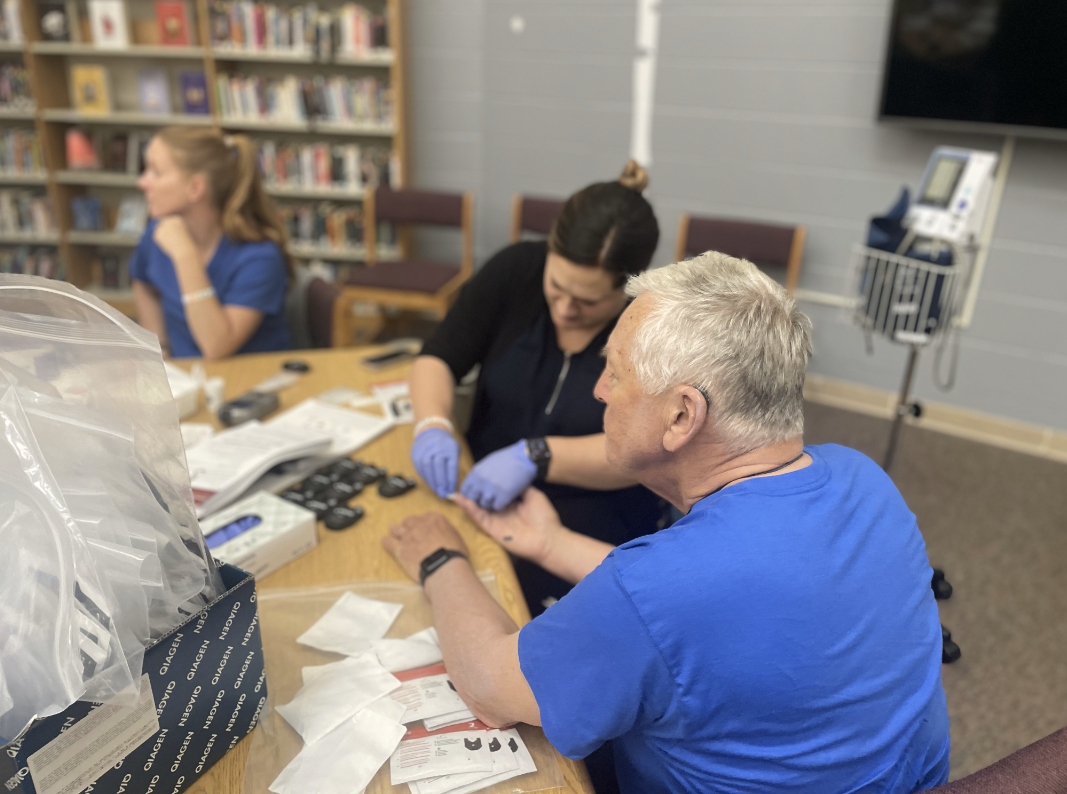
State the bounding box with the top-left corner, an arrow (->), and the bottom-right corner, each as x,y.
630,0 -> 660,167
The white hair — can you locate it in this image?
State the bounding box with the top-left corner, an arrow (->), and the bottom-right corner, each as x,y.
625,251 -> 813,453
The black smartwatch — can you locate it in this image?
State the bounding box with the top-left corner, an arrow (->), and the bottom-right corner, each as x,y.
525,437 -> 552,480
419,548 -> 468,586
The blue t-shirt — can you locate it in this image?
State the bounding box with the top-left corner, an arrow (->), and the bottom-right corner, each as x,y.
129,220 -> 291,358
519,444 -> 950,794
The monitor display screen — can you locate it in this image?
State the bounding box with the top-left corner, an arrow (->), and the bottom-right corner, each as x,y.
879,0 -> 1067,135
919,157 -> 965,207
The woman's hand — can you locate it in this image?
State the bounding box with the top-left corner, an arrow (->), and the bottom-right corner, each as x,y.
455,487 -> 563,567
411,428 -> 461,498
382,513 -> 470,583
153,216 -> 198,265
459,440 -> 537,511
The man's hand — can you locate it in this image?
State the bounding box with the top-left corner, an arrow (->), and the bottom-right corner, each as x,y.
153,216 -> 198,264
382,513 -> 470,583
455,487 -> 563,567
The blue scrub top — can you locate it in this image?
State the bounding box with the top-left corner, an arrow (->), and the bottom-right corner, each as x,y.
519,444 -> 950,794
129,220 -> 291,358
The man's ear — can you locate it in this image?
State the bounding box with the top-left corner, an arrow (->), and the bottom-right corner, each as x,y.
662,386 -> 707,453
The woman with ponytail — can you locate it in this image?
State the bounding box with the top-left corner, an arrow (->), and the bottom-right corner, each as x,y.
130,126 -> 292,359
410,160 -> 667,616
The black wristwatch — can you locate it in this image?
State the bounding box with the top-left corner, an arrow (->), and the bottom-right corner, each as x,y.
525,437 -> 552,481
419,548 -> 468,586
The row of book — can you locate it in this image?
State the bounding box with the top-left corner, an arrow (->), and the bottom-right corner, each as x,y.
0,63 -> 32,109
0,191 -> 56,236
280,202 -> 365,249
69,64 -> 210,116
94,252 -> 129,290
279,201 -> 397,250
66,128 -> 150,174
0,0 -> 22,43
39,0 -> 197,48
210,2 -> 388,56
0,247 -> 63,279
71,195 -> 148,235
215,74 -> 391,126
258,141 -> 392,191
0,129 -> 44,175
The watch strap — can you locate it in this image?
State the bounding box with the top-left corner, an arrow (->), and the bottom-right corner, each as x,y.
525,437 -> 551,480
419,548 -> 468,586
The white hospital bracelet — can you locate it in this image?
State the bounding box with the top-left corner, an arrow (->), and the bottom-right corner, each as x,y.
181,287 -> 216,306
415,416 -> 454,435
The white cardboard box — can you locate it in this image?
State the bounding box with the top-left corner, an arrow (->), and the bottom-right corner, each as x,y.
165,362 -> 200,419
202,491 -> 317,579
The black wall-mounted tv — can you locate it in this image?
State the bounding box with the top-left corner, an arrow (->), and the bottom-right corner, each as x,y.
879,0 -> 1067,139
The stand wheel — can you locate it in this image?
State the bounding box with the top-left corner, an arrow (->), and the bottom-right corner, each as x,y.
942,625 -> 961,664
932,568 -> 953,600
910,402 -> 923,418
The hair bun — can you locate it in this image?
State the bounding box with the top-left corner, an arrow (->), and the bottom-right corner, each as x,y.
618,159 -> 649,193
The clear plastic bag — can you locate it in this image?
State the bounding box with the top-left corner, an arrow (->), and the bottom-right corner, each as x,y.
0,275 -> 224,743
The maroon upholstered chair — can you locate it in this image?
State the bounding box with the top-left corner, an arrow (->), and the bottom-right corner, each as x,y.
927,725 -> 1067,793
336,187 -> 474,339
305,277 -> 343,348
509,195 -> 565,243
675,214 -> 807,296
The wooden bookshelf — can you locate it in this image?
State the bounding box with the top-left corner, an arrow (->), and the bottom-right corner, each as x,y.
66,230 -> 141,247
55,170 -> 139,187
6,0 -> 410,311
0,231 -> 59,244
31,43 -> 206,59
288,243 -> 400,262
0,171 -> 49,184
0,107 -> 36,120
41,109 -> 215,126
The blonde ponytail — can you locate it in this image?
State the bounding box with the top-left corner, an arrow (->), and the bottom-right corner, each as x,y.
154,127 -> 294,279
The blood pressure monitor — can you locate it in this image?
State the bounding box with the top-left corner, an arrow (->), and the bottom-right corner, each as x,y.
905,147 -> 998,245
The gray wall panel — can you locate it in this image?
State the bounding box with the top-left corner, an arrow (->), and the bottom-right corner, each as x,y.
404,0 -> 1067,431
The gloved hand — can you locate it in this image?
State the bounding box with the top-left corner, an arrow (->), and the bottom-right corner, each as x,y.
411,428 -> 460,498
460,440 -> 538,511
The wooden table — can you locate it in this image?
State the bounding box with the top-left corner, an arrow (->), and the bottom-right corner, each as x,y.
177,347 -> 593,794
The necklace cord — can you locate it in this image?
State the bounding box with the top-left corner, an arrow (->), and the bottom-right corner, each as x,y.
698,451 -> 807,500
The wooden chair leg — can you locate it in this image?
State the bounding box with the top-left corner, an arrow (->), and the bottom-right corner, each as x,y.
785,225 -> 806,297
674,213 -> 690,263
509,194 -> 522,245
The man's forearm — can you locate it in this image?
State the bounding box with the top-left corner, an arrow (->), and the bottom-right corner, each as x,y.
423,558 -> 540,728
545,434 -> 638,490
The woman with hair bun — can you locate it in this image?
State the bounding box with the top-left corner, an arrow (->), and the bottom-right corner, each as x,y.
411,160 -> 667,615
131,126 -> 292,359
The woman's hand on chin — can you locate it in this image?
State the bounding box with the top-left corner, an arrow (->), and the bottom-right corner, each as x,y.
153,216 -> 198,264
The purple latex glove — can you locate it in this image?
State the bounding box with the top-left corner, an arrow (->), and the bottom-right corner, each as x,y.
411,428 -> 460,498
460,439 -> 538,511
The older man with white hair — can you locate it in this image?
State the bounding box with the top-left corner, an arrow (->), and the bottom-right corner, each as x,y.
384,252 -> 950,794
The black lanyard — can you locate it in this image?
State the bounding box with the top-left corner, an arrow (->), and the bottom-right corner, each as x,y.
697,452 -> 807,500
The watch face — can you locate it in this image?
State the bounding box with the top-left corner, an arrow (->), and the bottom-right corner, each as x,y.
421,549 -> 462,584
